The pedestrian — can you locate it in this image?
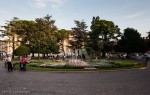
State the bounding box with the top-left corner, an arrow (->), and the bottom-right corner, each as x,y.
7,54 -> 13,71
20,56 -> 27,71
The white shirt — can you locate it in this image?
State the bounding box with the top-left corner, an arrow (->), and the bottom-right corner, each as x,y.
7,57 -> 12,62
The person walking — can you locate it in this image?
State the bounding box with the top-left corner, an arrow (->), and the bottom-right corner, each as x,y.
20,56 -> 27,71
7,55 -> 13,71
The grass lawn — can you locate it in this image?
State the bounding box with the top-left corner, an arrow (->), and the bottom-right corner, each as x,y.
12,58 -> 146,72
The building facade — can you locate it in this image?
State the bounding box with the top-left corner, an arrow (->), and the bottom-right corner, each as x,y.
0,26 -> 21,56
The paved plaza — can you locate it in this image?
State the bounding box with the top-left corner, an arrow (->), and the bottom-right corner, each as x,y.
0,61 -> 150,95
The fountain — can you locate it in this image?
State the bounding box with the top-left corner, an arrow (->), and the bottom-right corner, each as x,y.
66,49 -> 89,67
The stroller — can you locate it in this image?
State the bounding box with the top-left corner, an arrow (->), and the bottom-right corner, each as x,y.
12,63 -> 16,70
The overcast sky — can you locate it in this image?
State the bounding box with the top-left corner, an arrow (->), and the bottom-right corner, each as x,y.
0,0 -> 150,37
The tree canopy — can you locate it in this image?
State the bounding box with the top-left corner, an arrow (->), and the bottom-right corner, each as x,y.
2,15 -> 149,59
117,28 -> 143,53
68,20 -> 88,58
87,16 -> 121,57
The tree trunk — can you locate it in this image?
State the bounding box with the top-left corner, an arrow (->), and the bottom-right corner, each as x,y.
62,40 -> 65,55
38,52 -> 40,60
43,53 -> 46,58
12,36 -> 15,59
102,51 -> 106,58
32,52 -> 35,57
46,53 -> 48,58
38,45 -> 40,60
77,49 -> 80,59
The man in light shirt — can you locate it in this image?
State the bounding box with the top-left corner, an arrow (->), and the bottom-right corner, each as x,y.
7,54 -> 13,71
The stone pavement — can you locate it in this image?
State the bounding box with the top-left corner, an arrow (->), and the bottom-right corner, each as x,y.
0,61 -> 150,95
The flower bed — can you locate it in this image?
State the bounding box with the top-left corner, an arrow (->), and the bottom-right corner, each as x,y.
65,59 -> 89,67
12,59 -> 144,71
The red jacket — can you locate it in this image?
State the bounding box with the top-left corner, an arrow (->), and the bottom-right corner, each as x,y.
21,57 -> 27,64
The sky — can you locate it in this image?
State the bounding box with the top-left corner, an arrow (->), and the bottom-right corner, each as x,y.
0,0 -> 150,37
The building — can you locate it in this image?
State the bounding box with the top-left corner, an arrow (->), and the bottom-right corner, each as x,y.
61,30 -> 86,56
0,26 -> 7,58
0,26 -> 21,56
60,34 -> 74,55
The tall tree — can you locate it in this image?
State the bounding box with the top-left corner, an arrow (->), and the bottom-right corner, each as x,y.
32,15 -> 58,59
88,16 -> 120,58
147,31 -> 150,39
138,31 -> 150,53
117,28 -> 143,55
4,17 -> 21,58
68,20 -> 88,58
4,15 -> 58,59
5,20 -> 37,57
12,20 -> 37,57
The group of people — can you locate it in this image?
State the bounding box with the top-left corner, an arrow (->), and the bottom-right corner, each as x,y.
3,55 -> 29,71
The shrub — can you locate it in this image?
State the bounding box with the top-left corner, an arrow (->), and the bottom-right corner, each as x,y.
108,61 -> 136,68
14,45 -> 30,56
28,63 -> 39,67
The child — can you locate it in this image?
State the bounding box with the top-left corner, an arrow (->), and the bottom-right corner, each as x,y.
20,56 -> 27,71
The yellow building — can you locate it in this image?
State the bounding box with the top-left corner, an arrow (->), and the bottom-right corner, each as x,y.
0,26 -> 21,55
60,31 -> 85,56
60,34 -> 74,55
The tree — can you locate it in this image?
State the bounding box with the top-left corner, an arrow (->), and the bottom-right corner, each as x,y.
13,20 -> 37,57
4,17 -> 21,59
4,15 -> 59,59
11,20 -> 36,44
117,28 -> 143,55
68,20 -> 88,58
55,29 -> 69,55
88,16 -> 120,58
5,19 -> 37,58
32,14 -> 58,59
142,31 -> 150,52
13,45 -> 30,56
147,31 -> 150,39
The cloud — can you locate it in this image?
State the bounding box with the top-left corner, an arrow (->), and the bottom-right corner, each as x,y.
30,0 -> 64,9
49,0 -> 64,9
31,0 -> 47,9
124,12 -> 145,19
